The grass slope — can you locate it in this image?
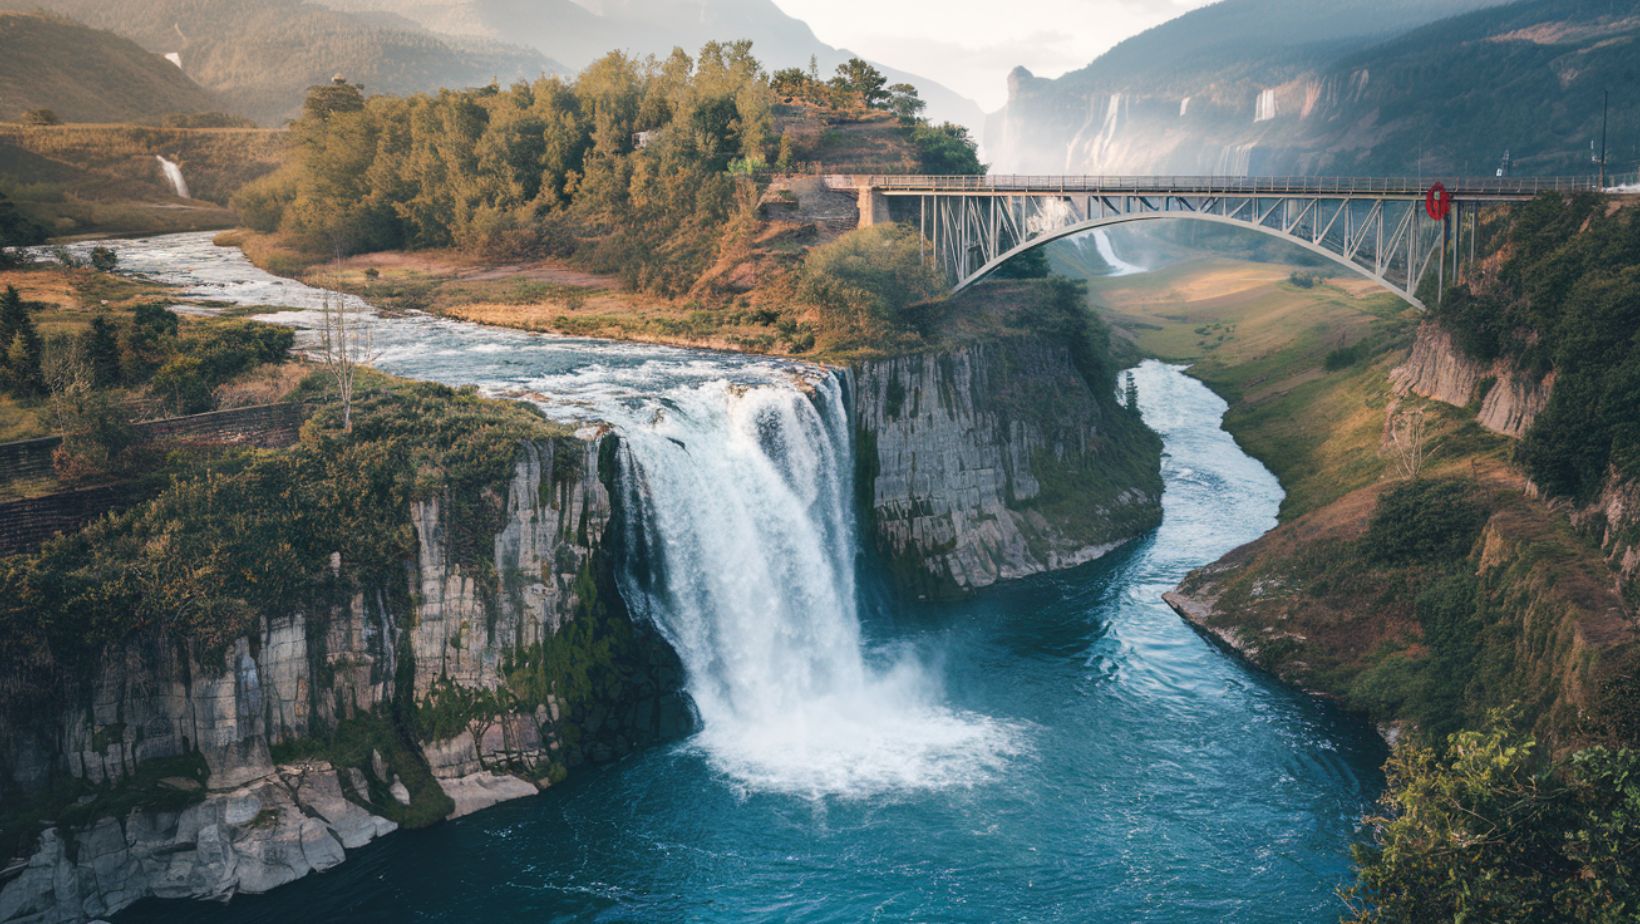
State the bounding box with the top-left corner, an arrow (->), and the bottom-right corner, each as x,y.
0,12 -> 224,123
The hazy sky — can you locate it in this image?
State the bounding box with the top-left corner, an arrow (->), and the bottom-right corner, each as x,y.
771,0 -> 1212,110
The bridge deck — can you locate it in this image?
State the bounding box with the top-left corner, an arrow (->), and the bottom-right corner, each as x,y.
841,174 -> 1611,199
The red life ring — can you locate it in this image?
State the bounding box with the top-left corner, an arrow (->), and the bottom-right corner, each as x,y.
1425,182 -> 1452,221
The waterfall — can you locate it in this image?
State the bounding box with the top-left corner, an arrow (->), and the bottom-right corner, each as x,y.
1092,229 -> 1144,276
614,374 -> 1020,798
1254,88 -> 1278,123
155,156 -> 189,199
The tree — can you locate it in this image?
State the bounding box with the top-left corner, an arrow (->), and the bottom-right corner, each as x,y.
88,246 -> 118,272
1385,403 -> 1435,480
992,247 -> 1049,279
0,286 -> 43,398
302,78 -> 365,121
830,58 -> 888,109
771,67 -> 809,100
1124,371 -> 1140,414
20,108 -> 59,126
886,83 -> 925,123
798,224 -> 941,329
1344,722 -> 1640,924
82,315 -> 122,388
316,277 -> 376,433
911,122 -> 985,175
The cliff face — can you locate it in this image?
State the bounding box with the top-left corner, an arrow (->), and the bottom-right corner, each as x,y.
0,436 -> 687,924
1391,321 -> 1640,606
1390,322 -> 1553,439
851,337 -> 1163,598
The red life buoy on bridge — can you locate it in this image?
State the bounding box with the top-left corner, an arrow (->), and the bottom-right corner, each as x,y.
1425,182 -> 1452,221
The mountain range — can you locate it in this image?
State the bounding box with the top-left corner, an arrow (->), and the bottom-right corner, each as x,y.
6,0 -> 983,128
984,0 -> 1638,177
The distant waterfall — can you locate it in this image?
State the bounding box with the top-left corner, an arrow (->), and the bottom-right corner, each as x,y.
1254,88 -> 1278,123
614,374 -> 1019,797
1092,229 -> 1144,276
155,156 -> 189,198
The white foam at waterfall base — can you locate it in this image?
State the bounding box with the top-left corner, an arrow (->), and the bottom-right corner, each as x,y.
614,376 -> 1024,799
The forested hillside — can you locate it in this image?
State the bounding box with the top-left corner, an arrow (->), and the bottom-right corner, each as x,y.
233,45 -> 980,297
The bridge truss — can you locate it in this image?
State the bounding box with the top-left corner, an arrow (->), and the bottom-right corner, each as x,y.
846,175 -> 1606,309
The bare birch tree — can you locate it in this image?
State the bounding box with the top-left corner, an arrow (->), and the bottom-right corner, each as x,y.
316,273 -> 377,433
1386,404 -> 1436,481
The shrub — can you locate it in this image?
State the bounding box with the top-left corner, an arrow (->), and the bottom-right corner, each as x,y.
87,246 -> 118,272
1345,722 -> 1640,923
1362,478 -> 1489,565
797,224 -> 941,331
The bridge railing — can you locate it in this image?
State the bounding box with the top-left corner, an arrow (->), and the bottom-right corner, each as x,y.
859,174 -> 1620,197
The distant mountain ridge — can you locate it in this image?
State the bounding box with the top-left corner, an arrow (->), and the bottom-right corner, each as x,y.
0,12 -> 226,123
318,0 -> 985,129
13,0 -> 563,124
985,0 -> 1631,177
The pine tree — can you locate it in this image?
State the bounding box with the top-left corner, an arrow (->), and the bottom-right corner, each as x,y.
4,329 -> 43,398
1124,371 -> 1140,414
0,284 -> 25,358
84,315 -> 122,388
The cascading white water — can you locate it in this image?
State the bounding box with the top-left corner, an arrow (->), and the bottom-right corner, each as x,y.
155,156 -> 189,199
613,375 -> 1021,798
1092,229 -> 1144,276
39,231 -> 1022,800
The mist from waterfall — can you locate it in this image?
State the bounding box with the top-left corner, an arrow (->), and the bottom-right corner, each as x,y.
612,375 -> 1022,798
155,156 -> 189,199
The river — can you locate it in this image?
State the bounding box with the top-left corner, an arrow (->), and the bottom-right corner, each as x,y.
55,233 -> 1384,922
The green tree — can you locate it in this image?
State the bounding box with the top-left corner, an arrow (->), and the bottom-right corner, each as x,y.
1345,722 -> 1640,924
771,67 -> 809,99
0,285 -> 43,398
992,247 -> 1049,279
83,315 -> 122,388
88,246 -> 118,272
886,83 -> 925,123
798,224 -> 940,330
911,122 -> 985,175
830,57 -> 888,109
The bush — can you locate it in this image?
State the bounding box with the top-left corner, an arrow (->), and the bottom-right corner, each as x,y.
49,387 -> 141,483
1345,722 -> 1640,923
797,224 -> 941,331
149,321 -> 293,414
88,246 -> 118,272
1362,478 -> 1489,565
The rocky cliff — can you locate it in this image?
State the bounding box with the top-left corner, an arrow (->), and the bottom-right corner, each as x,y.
1391,320 -> 1640,606
1390,321 -> 1553,438
0,436 -> 687,924
851,336 -> 1163,598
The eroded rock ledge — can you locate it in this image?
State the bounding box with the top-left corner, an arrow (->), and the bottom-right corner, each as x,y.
851,337 -> 1163,598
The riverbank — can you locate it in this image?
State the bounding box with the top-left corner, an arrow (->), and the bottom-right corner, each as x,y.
1089,253 -> 1639,751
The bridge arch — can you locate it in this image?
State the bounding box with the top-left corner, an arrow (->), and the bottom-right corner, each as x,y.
959,212 -> 1433,309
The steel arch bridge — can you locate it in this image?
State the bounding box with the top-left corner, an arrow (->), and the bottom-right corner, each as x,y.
826,174 -> 1614,310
